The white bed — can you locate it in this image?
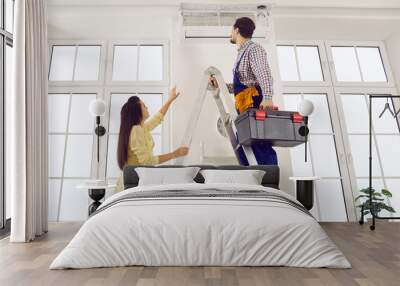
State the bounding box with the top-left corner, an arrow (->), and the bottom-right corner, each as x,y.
50,183 -> 351,269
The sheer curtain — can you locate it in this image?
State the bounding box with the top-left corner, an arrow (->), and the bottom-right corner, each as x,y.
10,0 -> 48,242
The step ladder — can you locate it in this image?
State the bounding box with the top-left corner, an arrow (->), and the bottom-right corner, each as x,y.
176,66 -> 258,165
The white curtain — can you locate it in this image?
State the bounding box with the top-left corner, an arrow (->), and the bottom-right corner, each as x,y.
10,0 -> 48,242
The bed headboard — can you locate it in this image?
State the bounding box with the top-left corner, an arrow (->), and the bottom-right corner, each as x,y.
123,165 -> 280,190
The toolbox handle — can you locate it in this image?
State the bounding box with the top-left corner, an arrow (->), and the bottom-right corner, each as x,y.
255,110 -> 266,120
292,112 -> 304,123
255,106 -> 279,120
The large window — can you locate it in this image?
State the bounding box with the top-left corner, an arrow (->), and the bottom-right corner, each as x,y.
1,0 -> 14,232
277,41 -> 398,222
48,40 -> 169,221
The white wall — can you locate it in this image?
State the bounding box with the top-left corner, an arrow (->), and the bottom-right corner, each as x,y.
47,5 -> 400,199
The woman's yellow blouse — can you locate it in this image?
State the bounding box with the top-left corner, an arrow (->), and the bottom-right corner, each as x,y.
127,112 -> 164,165
115,112 -> 164,192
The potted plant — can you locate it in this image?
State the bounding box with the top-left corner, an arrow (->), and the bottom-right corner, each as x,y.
355,187 -> 395,225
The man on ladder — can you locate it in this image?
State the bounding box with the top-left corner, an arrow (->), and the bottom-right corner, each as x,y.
209,17 -> 277,166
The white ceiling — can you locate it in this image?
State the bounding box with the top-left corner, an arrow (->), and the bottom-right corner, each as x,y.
46,0 -> 400,9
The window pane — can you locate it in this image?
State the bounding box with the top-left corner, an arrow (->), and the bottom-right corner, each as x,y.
59,179 -> 88,221
348,135 -> 381,177
49,46 -> 76,81
152,134 -> 162,154
5,0 -> 14,32
109,94 -> 132,133
331,47 -> 361,82
357,178 -> 385,193
283,93 -> 301,111
106,135 -> 120,178
376,135 -> 400,177
112,46 -> 138,81
48,179 -> 61,221
74,46 -> 101,81
340,94 -> 369,134
48,135 -> 66,177
315,179 -> 347,222
138,46 -> 163,81
68,94 -> 96,133
64,135 -> 93,177
356,47 -> 387,82
303,94 -> 333,133
297,46 -> 323,81
289,143 -> 313,177
309,135 -> 340,177
48,94 -> 70,133
277,46 -> 299,81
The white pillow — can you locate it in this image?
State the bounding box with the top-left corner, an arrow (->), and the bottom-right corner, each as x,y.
200,169 -> 266,185
135,167 -> 201,186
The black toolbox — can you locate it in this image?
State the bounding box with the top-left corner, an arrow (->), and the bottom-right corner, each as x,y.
234,108 -> 306,147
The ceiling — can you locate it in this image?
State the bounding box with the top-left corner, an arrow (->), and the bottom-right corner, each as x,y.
46,0 -> 400,9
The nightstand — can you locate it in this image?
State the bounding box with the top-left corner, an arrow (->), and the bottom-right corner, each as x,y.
76,182 -> 116,215
289,177 -> 320,211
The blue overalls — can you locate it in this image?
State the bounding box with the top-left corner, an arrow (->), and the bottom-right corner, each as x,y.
234,48 -> 278,166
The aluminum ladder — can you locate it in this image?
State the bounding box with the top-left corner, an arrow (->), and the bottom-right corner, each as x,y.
176,66 -> 258,165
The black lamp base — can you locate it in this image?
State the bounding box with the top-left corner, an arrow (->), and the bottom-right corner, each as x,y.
88,189 -> 106,215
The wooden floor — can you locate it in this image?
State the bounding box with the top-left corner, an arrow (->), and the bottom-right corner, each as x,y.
0,222 -> 399,286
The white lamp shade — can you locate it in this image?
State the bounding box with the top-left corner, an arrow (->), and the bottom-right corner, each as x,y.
89,99 -> 106,116
298,99 -> 314,116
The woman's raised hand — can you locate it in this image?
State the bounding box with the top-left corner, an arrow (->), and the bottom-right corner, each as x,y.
168,86 -> 180,102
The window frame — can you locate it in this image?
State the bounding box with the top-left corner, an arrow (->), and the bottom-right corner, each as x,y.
334,86 -> 400,218
276,40 -> 332,87
106,40 -> 170,87
47,86 -> 103,221
282,85 -> 355,221
47,39 -> 170,221
48,40 -> 107,86
278,40 -> 399,222
325,40 -> 396,88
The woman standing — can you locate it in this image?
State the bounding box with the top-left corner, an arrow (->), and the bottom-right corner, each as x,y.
115,87 -> 189,192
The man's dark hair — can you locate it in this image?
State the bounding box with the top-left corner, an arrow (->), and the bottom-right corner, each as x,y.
233,17 -> 256,39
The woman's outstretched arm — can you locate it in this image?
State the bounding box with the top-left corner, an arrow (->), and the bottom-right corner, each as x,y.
158,147 -> 189,164
144,86 -> 180,131
159,86 -> 180,116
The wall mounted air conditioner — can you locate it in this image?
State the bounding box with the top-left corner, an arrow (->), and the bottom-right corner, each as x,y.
179,3 -> 273,42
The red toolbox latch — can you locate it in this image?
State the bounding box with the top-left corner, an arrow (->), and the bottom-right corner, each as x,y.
292,113 -> 304,123
255,110 -> 266,120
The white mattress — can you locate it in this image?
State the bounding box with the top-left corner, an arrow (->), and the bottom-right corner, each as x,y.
50,183 -> 351,269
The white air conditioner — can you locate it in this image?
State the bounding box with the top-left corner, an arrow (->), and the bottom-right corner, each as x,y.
180,3 -> 273,41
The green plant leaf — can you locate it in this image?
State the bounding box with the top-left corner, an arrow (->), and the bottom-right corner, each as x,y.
360,188 -> 375,194
381,205 -> 396,213
354,195 -> 369,201
381,189 -> 393,198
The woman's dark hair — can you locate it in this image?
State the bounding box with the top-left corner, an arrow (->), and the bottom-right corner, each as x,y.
117,96 -> 143,170
233,17 -> 256,39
